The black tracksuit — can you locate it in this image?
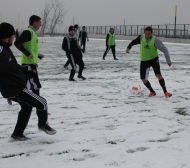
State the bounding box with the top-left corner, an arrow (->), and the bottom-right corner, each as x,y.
79,30 -> 89,52
62,34 -> 84,80
0,40 -> 48,136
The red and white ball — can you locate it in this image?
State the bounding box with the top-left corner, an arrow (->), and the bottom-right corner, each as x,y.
130,86 -> 141,96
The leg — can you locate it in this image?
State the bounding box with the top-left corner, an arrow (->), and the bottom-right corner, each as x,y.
77,58 -> 85,78
68,54 -> 77,81
83,41 -> 86,52
64,59 -> 70,68
103,46 -> 110,59
110,46 -> 118,60
151,58 -> 170,95
140,61 -> 155,95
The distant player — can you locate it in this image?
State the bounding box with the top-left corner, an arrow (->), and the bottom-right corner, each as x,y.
126,26 -> 172,98
79,26 -> 89,53
62,26 -> 85,81
103,28 -> 118,60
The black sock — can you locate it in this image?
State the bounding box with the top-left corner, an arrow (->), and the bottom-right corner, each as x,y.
144,81 -> 155,93
159,78 -> 167,93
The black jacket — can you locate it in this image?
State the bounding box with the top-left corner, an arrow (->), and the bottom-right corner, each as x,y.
0,40 -> 27,98
62,34 -> 82,58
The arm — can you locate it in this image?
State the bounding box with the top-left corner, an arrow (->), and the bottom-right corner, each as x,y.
14,30 -> 32,57
86,31 -> 89,41
62,37 -> 70,53
154,38 -> 171,65
126,35 -> 141,53
106,34 -> 109,46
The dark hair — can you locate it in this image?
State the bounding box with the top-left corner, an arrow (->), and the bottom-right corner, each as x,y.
29,15 -> 41,25
144,26 -> 153,33
82,26 -> 85,28
110,28 -> 114,31
74,24 -> 78,28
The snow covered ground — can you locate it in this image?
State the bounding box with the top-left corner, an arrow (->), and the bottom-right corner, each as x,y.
1,37 -> 190,168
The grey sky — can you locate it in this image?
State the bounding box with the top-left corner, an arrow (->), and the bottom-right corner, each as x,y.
0,0 -> 189,32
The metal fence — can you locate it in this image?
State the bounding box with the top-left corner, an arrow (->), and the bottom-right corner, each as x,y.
80,24 -> 190,38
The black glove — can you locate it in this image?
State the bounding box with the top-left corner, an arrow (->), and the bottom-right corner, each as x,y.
27,70 -> 36,78
81,49 -> 84,53
38,55 -> 44,60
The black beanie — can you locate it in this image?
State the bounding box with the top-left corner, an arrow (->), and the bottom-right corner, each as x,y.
0,22 -> 15,39
68,26 -> 75,32
74,24 -> 78,28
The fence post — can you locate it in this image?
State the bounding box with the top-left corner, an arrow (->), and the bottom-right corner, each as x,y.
125,25 -> 126,36
105,26 -> 106,34
131,25 -> 132,36
166,25 -> 168,38
158,25 -> 160,37
184,24 -> 186,38
120,25 -> 121,35
137,25 -> 138,36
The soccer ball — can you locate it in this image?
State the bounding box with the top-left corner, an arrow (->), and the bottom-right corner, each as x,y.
130,86 -> 141,96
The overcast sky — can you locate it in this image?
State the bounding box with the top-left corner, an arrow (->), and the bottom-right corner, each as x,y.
0,0 -> 190,32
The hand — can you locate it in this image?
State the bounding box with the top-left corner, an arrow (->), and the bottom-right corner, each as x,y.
126,48 -> 130,53
81,49 -> 85,53
168,62 -> 172,67
28,54 -> 33,59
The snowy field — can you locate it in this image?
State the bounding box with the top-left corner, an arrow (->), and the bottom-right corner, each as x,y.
1,37 -> 190,168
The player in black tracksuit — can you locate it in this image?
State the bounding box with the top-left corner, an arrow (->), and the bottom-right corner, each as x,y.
79,26 -> 89,53
62,26 -> 85,81
0,22 -> 56,141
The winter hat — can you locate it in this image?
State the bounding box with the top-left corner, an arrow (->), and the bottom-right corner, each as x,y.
68,26 -> 75,32
0,22 -> 15,39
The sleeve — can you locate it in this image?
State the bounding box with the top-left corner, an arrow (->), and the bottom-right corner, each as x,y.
62,37 -> 70,53
14,30 -> 32,57
79,31 -> 81,39
127,35 -> 141,49
154,38 -> 171,64
86,31 -> 89,40
106,34 -> 109,46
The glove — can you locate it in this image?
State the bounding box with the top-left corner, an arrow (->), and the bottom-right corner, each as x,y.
38,55 -> 44,60
27,70 -> 36,78
81,49 -> 84,53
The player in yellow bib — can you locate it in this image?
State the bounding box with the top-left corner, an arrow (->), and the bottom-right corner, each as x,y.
126,27 -> 172,98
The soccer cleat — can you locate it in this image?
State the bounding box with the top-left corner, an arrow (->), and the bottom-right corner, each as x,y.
39,124 -> 56,135
69,78 -> 76,82
114,58 -> 119,60
149,92 -> 156,97
165,92 -> 172,98
11,134 -> 30,141
77,76 -> 86,80
7,98 -> 12,105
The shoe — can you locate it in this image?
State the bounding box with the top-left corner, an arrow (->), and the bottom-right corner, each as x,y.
69,78 -> 76,81
11,134 -> 30,141
78,76 -> 86,80
165,92 -> 172,98
64,65 -> 68,69
103,57 -> 105,60
149,92 -> 156,97
39,124 -> 56,135
114,58 -> 118,60
7,98 -> 12,105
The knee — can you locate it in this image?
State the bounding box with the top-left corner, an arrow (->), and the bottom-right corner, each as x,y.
156,74 -> 163,80
142,79 -> 148,84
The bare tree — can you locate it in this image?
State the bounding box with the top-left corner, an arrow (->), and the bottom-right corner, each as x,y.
49,0 -> 66,36
41,2 -> 53,35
